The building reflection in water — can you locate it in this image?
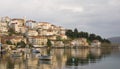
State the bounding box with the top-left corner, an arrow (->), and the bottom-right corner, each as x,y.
0,48 -> 113,69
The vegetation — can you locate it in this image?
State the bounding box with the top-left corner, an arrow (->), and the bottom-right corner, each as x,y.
8,27 -> 21,36
6,40 -> 13,45
56,36 -> 62,41
65,28 -> 110,43
47,39 -> 52,47
17,41 -> 26,48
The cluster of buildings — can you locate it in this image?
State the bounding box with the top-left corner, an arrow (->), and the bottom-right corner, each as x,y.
0,16 -> 68,48
0,16 -> 101,49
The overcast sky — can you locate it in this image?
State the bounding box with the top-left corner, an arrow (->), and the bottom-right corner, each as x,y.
0,0 -> 120,38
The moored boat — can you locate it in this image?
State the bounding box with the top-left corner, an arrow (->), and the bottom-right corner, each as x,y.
39,55 -> 52,60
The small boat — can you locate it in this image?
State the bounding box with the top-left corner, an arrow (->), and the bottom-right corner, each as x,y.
32,49 -> 40,53
38,60 -> 52,64
39,55 -> 52,60
11,52 -> 21,57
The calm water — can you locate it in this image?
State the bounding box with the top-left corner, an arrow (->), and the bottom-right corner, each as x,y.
0,48 -> 120,69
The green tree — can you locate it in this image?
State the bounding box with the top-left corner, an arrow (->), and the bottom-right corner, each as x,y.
17,41 -> 26,48
74,28 -> 79,38
6,40 -> 12,45
95,35 -> 102,41
65,29 -> 74,38
78,31 -> 89,38
47,39 -> 52,47
89,34 -> 96,41
102,39 -> 111,43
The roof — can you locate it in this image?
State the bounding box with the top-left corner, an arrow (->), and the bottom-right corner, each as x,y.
26,20 -> 36,23
12,18 -> 24,21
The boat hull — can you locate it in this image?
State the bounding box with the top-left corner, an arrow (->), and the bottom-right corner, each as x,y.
39,55 -> 52,60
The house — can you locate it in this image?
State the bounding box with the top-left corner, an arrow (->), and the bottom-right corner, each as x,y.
1,36 -> 26,46
11,36 -> 26,45
51,40 -> 64,47
47,35 -> 57,40
71,38 -> 89,47
28,36 -> 48,47
26,20 -> 37,29
19,26 -> 27,34
59,26 -> 66,35
37,22 -> 52,29
0,22 -> 8,35
10,18 -> 25,27
0,16 -> 11,23
60,34 -> 67,40
91,40 -> 101,47
26,30 -> 38,37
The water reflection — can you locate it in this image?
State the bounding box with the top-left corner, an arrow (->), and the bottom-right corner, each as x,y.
0,48 -> 118,69
66,48 -> 102,66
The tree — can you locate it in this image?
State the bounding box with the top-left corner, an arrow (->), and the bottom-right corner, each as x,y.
47,39 -> 52,47
95,35 -> 102,41
74,28 -> 79,38
6,40 -> 12,45
102,39 -> 111,43
78,31 -> 89,38
65,29 -> 74,38
89,34 -> 96,41
17,41 -> 26,48
65,28 -> 111,44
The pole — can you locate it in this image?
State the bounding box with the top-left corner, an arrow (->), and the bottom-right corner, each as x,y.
0,43 -> 2,57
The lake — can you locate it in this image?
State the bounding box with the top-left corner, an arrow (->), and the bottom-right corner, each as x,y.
0,48 -> 120,69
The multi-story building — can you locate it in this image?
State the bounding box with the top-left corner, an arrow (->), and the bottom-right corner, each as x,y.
37,22 -> 52,29
91,40 -> 101,47
28,36 -> 48,47
71,38 -> 89,46
10,18 -> 25,27
26,20 -> 37,29
26,30 -> 38,37
9,18 -> 26,33
0,22 -> 8,35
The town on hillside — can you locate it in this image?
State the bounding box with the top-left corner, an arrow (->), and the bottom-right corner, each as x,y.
0,16 -> 110,52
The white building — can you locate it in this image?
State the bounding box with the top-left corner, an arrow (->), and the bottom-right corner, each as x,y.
26,20 -> 37,29
28,36 -> 48,47
91,40 -> 101,47
9,18 -> 27,33
71,38 -> 89,46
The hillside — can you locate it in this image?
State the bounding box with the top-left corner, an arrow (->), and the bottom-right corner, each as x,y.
108,37 -> 120,44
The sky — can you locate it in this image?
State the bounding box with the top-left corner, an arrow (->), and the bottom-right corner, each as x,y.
0,0 -> 120,38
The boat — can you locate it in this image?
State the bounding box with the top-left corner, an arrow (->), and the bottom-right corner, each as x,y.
32,48 -> 40,53
11,50 -> 22,57
11,52 -> 21,57
38,48 -> 52,60
39,55 -> 52,60
38,60 -> 52,64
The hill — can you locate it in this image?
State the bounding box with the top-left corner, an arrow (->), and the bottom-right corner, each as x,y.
108,37 -> 120,45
